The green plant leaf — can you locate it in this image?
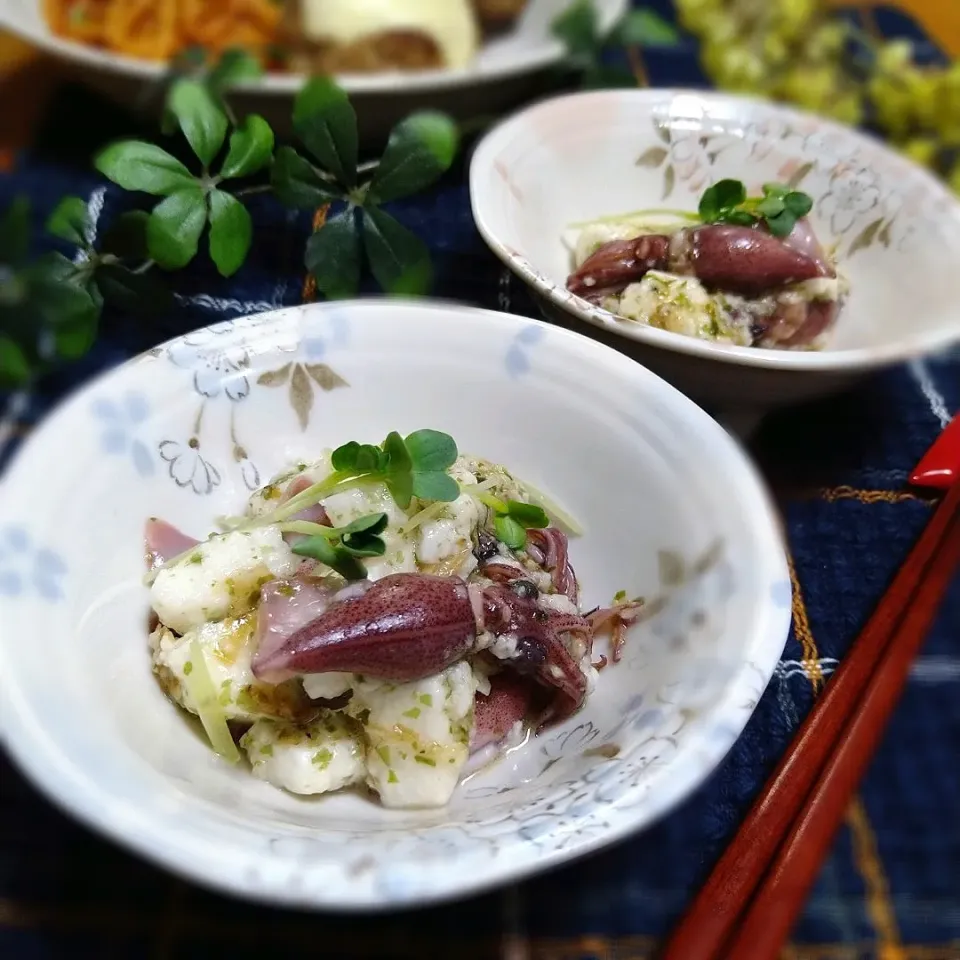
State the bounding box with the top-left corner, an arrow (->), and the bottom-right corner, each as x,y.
53,304 -> 100,359
783,191 -> 813,218
167,79 -> 229,168
404,429 -> 458,472
219,114 -> 275,179
94,263 -> 173,314
147,187 -> 207,269
494,515 -> 526,550
98,210 -> 151,260
271,146 -> 342,209
755,195 -> 785,218
411,471 -> 460,502
293,77 -> 358,187
304,207 -> 360,299
46,196 -> 91,246
698,179 -> 746,221
208,48 -> 264,95
552,0 -> 599,56
362,206 -> 432,296
95,141 -> 196,196
0,195 -> 31,265
610,9 -> 681,47
368,112 -> 459,203
764,210 -> 796,238
581,62 -> 637,88
207,190 -> 252,277
0,336 -> 31,386
506,500 -> 550,528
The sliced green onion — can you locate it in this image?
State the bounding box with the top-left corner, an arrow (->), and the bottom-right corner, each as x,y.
182,638 -> 241,764
279,519 -> 339,538
399,499 -> 447,535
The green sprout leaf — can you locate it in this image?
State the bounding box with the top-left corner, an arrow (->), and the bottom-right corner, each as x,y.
0,336 -> 31,387
368,112 -> 459,203
698,179 -> 747,222
411,471 -> 460,502
494,515 -> 527,550
95,141 -> 196,197
292,536 -> 368,580
219,114 -> 275,179
271,146 -> 342,209
783,191 -> 813,218
362,206 -> 432,296
147,187 -> 207,269
382,430 -> 414,508
167,79 -> 229,168
506,500 -> 550,529
305,207 -> 360,300
404,429 -> 458,473
98,210 -> 151,261
552,0 -> 599,57
764,210 -> 796,238
293,77 -> 359,187
611,9 -> 681,47
207,190 -> 252,277
46,196 -> 91,247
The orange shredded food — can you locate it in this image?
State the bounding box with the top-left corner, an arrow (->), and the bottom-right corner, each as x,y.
44,0 -> 283,63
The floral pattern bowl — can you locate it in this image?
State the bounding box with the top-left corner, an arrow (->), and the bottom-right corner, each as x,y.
469,89 -> 960,423
0,300 -> 790,909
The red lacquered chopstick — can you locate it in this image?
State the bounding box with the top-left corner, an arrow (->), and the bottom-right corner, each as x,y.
911,414 -> 960,490
660,460 -> 960,960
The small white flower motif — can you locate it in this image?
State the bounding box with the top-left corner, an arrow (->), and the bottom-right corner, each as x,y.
0,526 -> 67,601
91,392 -> 154,477
802,129 -> 858,169
669,132 -> 712,191
744,117 -> 790,160
817,166 -> 882,235
159,439 -> 222,495
167,330 -> 250,402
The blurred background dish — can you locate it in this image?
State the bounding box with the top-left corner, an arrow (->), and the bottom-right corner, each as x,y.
470,86 -> 960,428
0,0 -> 629,141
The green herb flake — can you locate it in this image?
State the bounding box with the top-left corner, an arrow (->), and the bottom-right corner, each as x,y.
188,552 -> 203,565
312,747 -> 333,770
183,661 -> 194,676
387,770 -> 399,784
613,589 -> 627,603
376,745 -> 391,766
414,755 -> 437,767
418,694 -> 433,707
259,744 -> 274,757
402,707 -> 421,719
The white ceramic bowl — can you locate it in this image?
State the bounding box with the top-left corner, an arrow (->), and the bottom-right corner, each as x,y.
0,300 -> 790,909
470,88 -> 960,421
0,0 -> 627,142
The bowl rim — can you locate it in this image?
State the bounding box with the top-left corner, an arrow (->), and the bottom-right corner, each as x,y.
469,87 -> 960,374
0,0 -> 628,96
0,299 -> 791,909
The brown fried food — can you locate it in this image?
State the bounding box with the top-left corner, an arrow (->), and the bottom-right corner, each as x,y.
471,0 -> 528,28
278,0 -> 442,72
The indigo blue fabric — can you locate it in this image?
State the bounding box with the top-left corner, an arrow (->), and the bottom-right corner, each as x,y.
1,4 -> 959,958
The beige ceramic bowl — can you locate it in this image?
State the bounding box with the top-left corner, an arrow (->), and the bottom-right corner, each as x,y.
470,88 -> 960,426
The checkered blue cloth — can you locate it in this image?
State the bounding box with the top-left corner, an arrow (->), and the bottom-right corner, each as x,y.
1,3 -> 958,957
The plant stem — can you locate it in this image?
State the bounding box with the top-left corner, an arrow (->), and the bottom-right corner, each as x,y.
234,185 -> 273,197
627,45 -> 649,87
